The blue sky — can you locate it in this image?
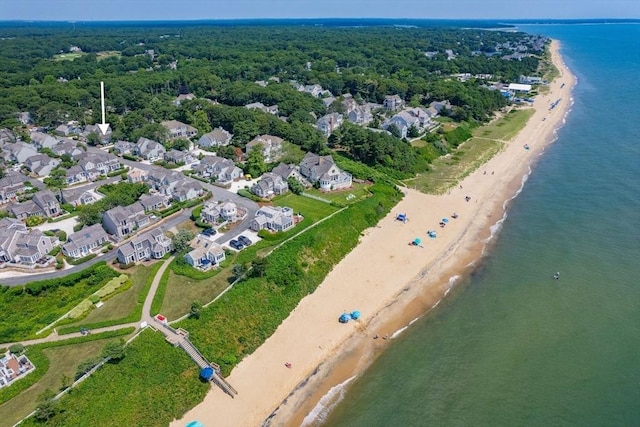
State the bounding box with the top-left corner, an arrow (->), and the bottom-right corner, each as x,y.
1,0 -> 638,21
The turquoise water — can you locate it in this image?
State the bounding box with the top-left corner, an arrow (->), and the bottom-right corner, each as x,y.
322,24 -> 640,426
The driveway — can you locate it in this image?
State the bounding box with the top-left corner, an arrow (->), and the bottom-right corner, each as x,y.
36,216 -> 79,236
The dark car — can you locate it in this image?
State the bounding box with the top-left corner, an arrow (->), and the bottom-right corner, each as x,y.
238,235 -> 252,246
202,228 -> 217,236
229,239 -> 244,250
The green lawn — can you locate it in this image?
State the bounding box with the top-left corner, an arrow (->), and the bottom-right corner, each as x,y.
52,52 -> 86,61
0,340 -> 112,427
303,182 -> 372,205
273,192 -> 338,221
57,263 -> 161,334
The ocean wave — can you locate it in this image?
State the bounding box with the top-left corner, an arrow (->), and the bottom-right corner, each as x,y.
390,325 -> 409,339
444,275 -> 460,296
409,316 -> 422,325
301,376 -> 357,427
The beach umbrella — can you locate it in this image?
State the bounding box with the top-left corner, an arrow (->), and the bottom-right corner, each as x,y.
413,238 -> 422,245
185,422 -> 204,427
442,218 -> 449,223
339,313 -> 351,323
351,310 -> 361,320
199,367 -> 214,381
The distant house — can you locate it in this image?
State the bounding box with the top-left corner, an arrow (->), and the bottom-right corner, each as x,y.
24,154 -> 60,177
341,96 -> 358,113
61,187 -> 96,207
298,152 -> 352,191
134,137 -> 166,161
102,202 -> 150,239
271,162 -> 304,184
184,236 -> 226,269
138,193 -> 171,212
192,155 -> 243,183
251,172 -> 289,199
519,75 -> 545,85
200,200 -> 243,223
0,218 -> 57,265
163,149 -> 193,165
0,142 -> 38,164
116,227 -> 173,264
113,140 -> 135,156
82,124 -> 111,142
144,169 -> 184,195
0,128 -> 16,145
316,113 -> 343,136
77,152 -> 122,180
9,190 -> 61,220
347,107 -> 373,125
30,132 -> 60,150
0,173 -> 29,204
383,111 -> 421,139
62,224 -> 109,258
0,350 -> 35,388
51,140 -> 84,159
173,93 -> 195,106
127,168 -> 147,184
250,205 -> 295,233
64,165 -> 88,185
161,120 -> 197,139
197,127 -> 233,148
245,135 -> 284,163
55,123 -> 81,137
245,102 -> 279,115
171,180 -> 204,202
383,95 -> 405,111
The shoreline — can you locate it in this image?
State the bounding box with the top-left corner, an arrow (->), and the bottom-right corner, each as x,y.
173,40 -> 575,427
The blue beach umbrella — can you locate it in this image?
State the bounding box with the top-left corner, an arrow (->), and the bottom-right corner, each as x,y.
442,218 -> 449,223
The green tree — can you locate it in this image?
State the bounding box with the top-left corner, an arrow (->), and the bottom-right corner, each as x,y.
102,339 -> 126,361
245,144 -> 267,177
407,124 -> 420,138
43,168 -> 67,189
287,177 -> 304,195
9,343 -> 24,354
189,301 -> 202,319
34,389 -> 59,422
192,110 -> 212,136
231,263 -> 246,280
172,229 -> 194,253
251,257 -> 268,278
75,358 -> 99,380
86,132 -> 101,146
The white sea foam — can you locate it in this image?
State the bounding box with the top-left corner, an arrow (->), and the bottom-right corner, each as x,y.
390,325 -> 409,339
301,376 -> 357,426
409,316 -> 422,325
432,299 -> 441,308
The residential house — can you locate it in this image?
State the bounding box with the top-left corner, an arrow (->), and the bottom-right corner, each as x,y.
116,227 -> 173,264
428,100 -> 452,115
271,162 -> 307,186
51,140 -> 84,159
0,350 -> 35,388
62,224 -> 109,258
383,95 -> 405,111
251,172 -> 289,199
348,107 -> 373,125
55,123 -> 80,137
134,137 -> 166,161
17,112 -> 32,126
519,75 -> 545,85
192,155 -> 242,183
161,120 -> 197,139
298,152 -> 352,191
316,113 -> 343,136
24,154 -> 60,177
113,140 -> 135,156
0,173 -> 29,204
0,128 -> 16,145
184,236 -> 226,269
171,180 -> 204,202
322,96 -> 336,109
30,132 -> 60,150
245,102 -> 279,115
163,149 -> 193,165
0,142 -> 38,164
9,190 -> 61,220
82,124 -> 111,142
144,169 -> 184,195
0,218 -> 56,265
64,165 -> 88,185
172,93 -> 195,106
61,187 -> 96,207
341,96 -> 358,114
102,202 -> 150,239
201,200 -> 243,223
245,135 -> 284,163
383,111 -> 421,139
127,168 -> 147,183
77,152 -> 122,180
250,205 -> 295,233
138,193 -> 171,212
197,127 -> 233,148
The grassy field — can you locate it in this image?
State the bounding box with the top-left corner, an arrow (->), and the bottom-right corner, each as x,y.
273,192 -> 339,221
52,52 -> 86,61
303,182 -> 372,205
57,263 -> 161,334
0,340 -> 112,427
19,330 -> 209,427
96,50 -> 121,60
405,109 -> 534,194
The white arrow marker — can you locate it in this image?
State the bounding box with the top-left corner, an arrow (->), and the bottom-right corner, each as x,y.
97,81 -> 110,135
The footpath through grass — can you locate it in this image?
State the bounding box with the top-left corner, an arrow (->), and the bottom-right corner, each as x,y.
406,109 -> 534,194
18,330 -> 209,427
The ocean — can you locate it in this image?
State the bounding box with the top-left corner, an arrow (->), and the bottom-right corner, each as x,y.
317,24 -> 640,426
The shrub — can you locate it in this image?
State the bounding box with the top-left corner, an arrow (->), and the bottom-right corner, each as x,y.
9,344 -> 24,355
65,253 -> 97,265
25,216 -> 45,227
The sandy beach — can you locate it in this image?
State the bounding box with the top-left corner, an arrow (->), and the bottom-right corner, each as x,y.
173,40 -> 574,427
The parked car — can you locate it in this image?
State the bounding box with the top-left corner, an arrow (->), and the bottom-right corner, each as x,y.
238,235 -> 252,246
229,239 -> 244,250
202,228 -> 217,237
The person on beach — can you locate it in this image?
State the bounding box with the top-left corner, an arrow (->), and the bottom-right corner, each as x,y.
285,362 -> 292,368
